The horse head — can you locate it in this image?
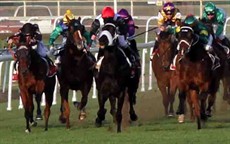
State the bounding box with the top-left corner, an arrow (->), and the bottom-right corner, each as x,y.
157,31 -> 175,69
177,26 -> 199,55
98,23 -> 116,49
15,45 -> 31,74
68,18 -> 85,50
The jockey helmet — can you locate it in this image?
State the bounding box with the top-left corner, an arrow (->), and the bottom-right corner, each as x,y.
101,6 -> 115,19
117,8 -> 129,19
204,2 -> 216,15
183,15 -> 198,27
163,2 -> 175,15
63,9 -> 75,24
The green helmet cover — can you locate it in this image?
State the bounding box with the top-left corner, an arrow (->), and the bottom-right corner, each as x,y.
204,2 -> 216,13
184,15 -> 197,26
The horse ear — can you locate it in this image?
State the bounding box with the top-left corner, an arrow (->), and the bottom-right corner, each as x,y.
78,17 -> 81,21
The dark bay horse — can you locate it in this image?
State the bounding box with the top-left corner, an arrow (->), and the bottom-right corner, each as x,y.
202,22 -> 230,106
15,38 -> 56,132
173,26 -> 221,129
94,22 -> 140,132
151,31 -> 177,116
57,18 -> 96,128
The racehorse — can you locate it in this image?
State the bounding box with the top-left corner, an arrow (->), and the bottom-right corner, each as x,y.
198,22 -> 230,116
151,30 -> 177,117
94,22 -> 140,132
15,34 -> 56,133
9,36 -> 43,121
57,18 -> 96,129
173,26 -> 221,129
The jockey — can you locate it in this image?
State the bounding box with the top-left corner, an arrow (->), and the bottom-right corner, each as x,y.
116,8 -> 140,77
151,2 -> 182,57
8,23 -> 57,77
49,9 -> 92,65
171,15 -> 220,70
201,2 -> 230,57
93,6 -> 116,61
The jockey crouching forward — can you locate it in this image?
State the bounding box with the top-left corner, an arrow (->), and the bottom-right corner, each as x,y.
150,2 -> 182,70
172,15 -> 220,70
8,23 -> 57,77
201,2 -> 230,58
116,8 -> 140,77
49,9 -> 94,66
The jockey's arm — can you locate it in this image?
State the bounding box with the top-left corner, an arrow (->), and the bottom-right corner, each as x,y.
215,11 -> 225,37
83,30 -> 92,47
49,25 -> 63,46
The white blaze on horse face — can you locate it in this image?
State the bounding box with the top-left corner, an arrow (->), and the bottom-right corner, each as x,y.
99,30 -> 113,46
73,30 -> 83,50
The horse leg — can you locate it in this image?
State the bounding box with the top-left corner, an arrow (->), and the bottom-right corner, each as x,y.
158,83 -> 170,116
190,90 -> 201,129
128,89 -> 138,121
59,87 -> 70,129
206,93 -> 216,117
78,89 -> 90,120
35,93 -> 43,120
43,84 -> 54,131
177,91 -> 186,123
109,96 -> 116,123
95,92 -> 108,127
200,94 -> 208,124
21,91 -> 34,133
167,85 -> 175,117
116,91 -> 125,133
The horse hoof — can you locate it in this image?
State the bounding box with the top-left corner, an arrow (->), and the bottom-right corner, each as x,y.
30,121 -> 37,127
36,115 -> 43,120
130,114 -> 138,121
95,118 -> 102,127
73,101 -> 81,109
168,113 -> 174,117
79,112 -> 86,121
59,116 -> 66,123
25,129 -> 30,133
178,114 -> 185,123
205,111 -> 212,117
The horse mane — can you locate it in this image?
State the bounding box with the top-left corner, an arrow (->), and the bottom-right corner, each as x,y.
28,48 -> 48,79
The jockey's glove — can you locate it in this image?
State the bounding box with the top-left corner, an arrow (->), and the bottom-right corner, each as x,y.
49,45 -> 56,55
205,44 -> 213,52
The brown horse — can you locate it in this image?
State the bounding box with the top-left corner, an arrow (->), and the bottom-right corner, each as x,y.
172,26 -> 221,129
57,18 -> 96,128
151,31 -> 177,116
15,36 -> 56,132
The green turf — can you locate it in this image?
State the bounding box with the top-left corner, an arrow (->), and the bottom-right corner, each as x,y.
0,88 -> 230,144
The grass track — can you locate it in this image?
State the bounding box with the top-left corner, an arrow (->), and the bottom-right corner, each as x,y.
1,89 -> 230,144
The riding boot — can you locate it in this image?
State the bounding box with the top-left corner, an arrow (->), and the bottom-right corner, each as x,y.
123,47 -> 136,78
45,56 -> 57,77
169,41 -> 178,71
150,40 -> 159,60
85,49 -> 96,70
222,37 -> 230,58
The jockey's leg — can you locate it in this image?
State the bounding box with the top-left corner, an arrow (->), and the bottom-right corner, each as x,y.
45,56 -> 57,77
222,37 -> 230,57
84,49 -> 96,69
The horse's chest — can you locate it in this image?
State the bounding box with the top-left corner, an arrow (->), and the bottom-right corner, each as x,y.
19,74 -> 45,93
